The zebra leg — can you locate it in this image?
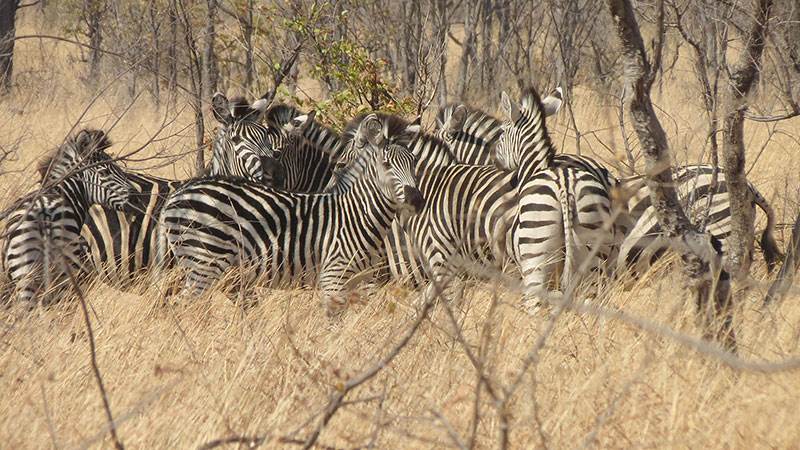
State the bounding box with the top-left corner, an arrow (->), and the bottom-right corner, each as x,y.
319,257 -> 362,317
421,245 -> 465,308
515,199 -> 565,312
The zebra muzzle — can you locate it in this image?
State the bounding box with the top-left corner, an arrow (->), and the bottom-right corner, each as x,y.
404,186 -> 425,213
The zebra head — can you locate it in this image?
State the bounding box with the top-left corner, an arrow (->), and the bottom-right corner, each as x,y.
353,115 -> 424,216
210,93 -> 284,186
494,86 -> 557,174
38,129 -> 136,212
335,112 -> 422,176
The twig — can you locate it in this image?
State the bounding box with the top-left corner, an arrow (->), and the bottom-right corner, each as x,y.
301,293 -> 436,449
64,265 -> 124,450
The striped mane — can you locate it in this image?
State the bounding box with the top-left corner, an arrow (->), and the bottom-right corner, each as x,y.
265,103 -> 303,129
342,112 -> 417,149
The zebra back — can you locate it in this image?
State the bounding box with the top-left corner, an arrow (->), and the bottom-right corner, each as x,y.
81,171 -> 181,286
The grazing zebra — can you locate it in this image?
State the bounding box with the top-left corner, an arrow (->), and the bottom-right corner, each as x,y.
80,94 -> 281,288
1,129 -> 137,305
208,93 -> 284,185
616,165 -> 781,278
156,114 -> 424,315
495,87 -> 615,299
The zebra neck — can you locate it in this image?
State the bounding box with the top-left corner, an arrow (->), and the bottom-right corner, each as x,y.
516,151 -> 553,183
339,175 -> 396,222
304,122 -> 343,158
55,179 -> 91,223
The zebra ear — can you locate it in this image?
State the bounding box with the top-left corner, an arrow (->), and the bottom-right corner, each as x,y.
500,91 -> 521,123
301,110 -> 316,132
405,115 -> 422,135
447,104 -> 467,133
542,87 -> 563,117
359,115 -> 384,148
75,129 -> 110,156
211,92 -> 233,125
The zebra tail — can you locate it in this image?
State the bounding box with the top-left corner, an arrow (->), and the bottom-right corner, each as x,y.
154,206 -> 171,276
752,188 -> 782,272
559,180 -> 576,293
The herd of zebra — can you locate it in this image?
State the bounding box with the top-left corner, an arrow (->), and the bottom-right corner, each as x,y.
0,85 -> 782,315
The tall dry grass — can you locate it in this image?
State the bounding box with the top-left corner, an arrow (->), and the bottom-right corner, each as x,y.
2,7 -> 800,450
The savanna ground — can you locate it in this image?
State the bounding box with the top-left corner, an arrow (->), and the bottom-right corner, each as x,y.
2,7 -> 800,450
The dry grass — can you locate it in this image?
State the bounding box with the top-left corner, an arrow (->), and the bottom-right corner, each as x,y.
3,8 -> 800,450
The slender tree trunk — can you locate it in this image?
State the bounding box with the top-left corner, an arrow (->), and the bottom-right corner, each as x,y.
167,0 -> 178,101
242,0 -> 254,91
0,0 -> 19,92
436,0 -> 449,106
84,0 -> 104,86
149,0 -> 160,107
765,212 -> 800,304
608,0 -> 735,350
456,1 -> 478,100
203,0 -> 219,99
480,0 -> 494,91
721,0 -> 773,280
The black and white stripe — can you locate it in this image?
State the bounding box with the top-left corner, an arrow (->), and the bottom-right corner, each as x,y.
496,87 -> 615,299
157,114 -> 424,315
616,165 -> 781,277
208,93 -> 283,185
2,129 -> 136,305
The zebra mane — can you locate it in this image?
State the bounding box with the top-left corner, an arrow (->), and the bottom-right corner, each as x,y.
519,86 -> 546,114
228,96 -> 264,121
411,132 -> 458,165
342,112 -> 417,149
265,103 -> 303,129
38,128 -> 113,182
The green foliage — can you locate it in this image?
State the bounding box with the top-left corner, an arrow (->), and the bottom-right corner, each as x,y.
283,1 -> 414,128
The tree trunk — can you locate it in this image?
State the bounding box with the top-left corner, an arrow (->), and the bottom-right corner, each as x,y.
480,0 -> 494,91
607,0 -> 735,350
149,0 -> 160,107
0,0 -> 19,92
720,0 -> 772,281
765,212 -> 800,304
242,0 -> 254,91
455,1 -> 478,100
84,0 -> 104,86
435,0 -> 448,106
203,0 -> 219,99
167,0 -> 178,101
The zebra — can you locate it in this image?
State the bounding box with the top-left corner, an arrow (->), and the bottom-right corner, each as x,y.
495,87 -> 616,300
435,91 -> 780,284
208,93 -> 284,186
334,113 -> 528,302
79,93 -> 282,288
156,114 -> 424,315
436,90 -> 619,194
616,165 -> 781,279
1,129 -> 137,306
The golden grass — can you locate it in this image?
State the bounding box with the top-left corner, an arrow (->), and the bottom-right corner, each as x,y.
2,8 -> 800,450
